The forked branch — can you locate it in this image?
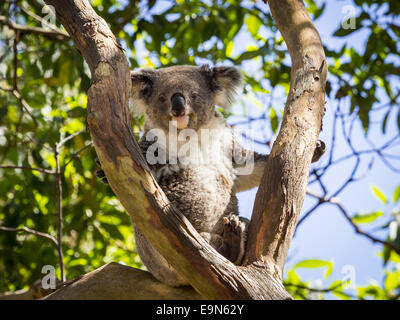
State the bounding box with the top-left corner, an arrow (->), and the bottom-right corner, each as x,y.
43,0 -> 326,300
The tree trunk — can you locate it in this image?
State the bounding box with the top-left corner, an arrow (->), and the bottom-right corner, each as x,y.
42,0 -> 327,299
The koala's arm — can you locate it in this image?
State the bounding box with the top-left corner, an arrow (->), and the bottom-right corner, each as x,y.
232,138 -> 326,193
232,140 -> 269,193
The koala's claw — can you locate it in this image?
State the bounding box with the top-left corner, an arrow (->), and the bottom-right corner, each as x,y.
95,159 -> 109,184
95,169 -> 105,178
95,170 -> 108,184
218,214 -> 246,264
312,139 -> 326,163
223,215 -> 243,234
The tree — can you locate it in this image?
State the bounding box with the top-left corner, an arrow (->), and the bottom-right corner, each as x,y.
0,0 -> 399,300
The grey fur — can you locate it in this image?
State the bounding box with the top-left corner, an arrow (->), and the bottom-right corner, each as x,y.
128,65 -> 265,286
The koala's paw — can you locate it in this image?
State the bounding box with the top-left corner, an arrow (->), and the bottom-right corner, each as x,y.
95,158 -> 109,184
218,214 -> 247,265
312,140 -> 326,163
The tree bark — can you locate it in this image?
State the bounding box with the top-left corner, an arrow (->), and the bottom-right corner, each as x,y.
44,263 -> 202,300
43,0 -> 326,299
244,0 -> 327,277
0,280 -> 56,300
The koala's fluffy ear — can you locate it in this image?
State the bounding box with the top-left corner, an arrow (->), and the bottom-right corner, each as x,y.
201,65 -> 243,108
130,69 -> 155,116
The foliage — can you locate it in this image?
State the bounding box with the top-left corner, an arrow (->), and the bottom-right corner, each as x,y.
285,184 -> 400,299
0,0 -> 399,299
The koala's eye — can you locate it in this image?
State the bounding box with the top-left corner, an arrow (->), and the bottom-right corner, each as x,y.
141,86 -> 151,98
190,92 -> 198,100
159,95 -> 166,103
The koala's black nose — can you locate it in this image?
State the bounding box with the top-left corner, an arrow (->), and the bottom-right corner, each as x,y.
171,93 -> 186,117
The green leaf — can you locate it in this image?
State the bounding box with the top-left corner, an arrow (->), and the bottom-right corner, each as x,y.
371,185 -> 387,204
397,108 -> 400,132
329,280 -> 344,290
333,27 -> 358,37
393,185 -> 400,204
270,107 -> 278,134
352,211 -> 384,224
68,258 -> 88,267
382,246 -> 392,265
313,2 -> 326,20
384,271 -> 400,291
332,291 -> 351,300
101,222 -> 124,240
225,41 -> 234,58
286,268 -> 302,284
386,250 -> 400,263
0,106 -> 8,120
359,105 -> 370,133
67,107 -> 86,118
381,109 -> 390,134
305,0 -> 326,20
294,259 -> 334,279
245,14 -> 261,37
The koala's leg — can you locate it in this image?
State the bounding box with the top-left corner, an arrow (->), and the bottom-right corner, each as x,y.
233,140 -> 326,193
216,215 -> 248,265
133,222 -> 188,287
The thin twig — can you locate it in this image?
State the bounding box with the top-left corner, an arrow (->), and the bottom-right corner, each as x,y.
54,142 -> 65,283
306,191 -> 400,255
0,165 -> 55,175
296,199 -> 325,228
63,142 -> 93,168
0,85 -> 39,128
20,4 -> 65,34
58,130 -> 84,148
11,89 -> 39,128
0,225 -> 58,247
284,282 -> 356,299
12,31 -> 19,91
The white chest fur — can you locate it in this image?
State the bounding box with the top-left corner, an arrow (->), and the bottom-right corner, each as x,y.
144,115 -> 236,187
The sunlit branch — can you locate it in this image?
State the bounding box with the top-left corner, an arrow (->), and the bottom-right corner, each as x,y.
0,15 -> 69,40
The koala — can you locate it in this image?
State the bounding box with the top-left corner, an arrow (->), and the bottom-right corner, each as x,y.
96,64 -> 325,287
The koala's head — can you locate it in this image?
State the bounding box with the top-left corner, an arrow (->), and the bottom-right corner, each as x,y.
130,65 -> 242,131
